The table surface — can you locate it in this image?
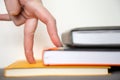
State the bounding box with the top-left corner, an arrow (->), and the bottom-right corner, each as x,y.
0,67 -> 120,80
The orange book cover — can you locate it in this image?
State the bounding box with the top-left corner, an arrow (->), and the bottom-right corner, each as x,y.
4,60 -> 110,77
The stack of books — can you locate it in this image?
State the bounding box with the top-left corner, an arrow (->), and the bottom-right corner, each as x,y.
43,26 -> 120,66
4,26 -> 120,77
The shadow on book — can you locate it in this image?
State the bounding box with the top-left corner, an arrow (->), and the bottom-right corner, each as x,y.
66,45 -> 120,49
109,66 -> 120,73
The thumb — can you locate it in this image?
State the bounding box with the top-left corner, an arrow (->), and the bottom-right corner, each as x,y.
4,0 -> 21,16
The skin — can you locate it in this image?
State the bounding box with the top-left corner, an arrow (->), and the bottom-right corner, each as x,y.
0,0 -> 62,63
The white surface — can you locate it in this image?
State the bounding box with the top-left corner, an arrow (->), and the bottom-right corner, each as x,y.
44,50 -> 120,65
5,68 -> 108,77
1,0 -> 120,68
73,31 -> 120,44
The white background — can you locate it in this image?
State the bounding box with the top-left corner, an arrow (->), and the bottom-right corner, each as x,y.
0,0 -> 120,68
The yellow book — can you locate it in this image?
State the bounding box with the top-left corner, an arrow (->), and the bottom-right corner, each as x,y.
4,60 -> 110,77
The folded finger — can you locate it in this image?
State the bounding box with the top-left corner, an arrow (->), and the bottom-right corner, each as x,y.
4,0 -> 21,15
10,14 -> 26,26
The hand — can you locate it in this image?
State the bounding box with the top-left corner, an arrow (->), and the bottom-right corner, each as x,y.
0,0 -> 62,63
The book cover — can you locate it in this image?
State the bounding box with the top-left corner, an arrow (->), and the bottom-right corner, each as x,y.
61,26 -> 120,47
4,60 -> 110,77
42,47 -> 120,66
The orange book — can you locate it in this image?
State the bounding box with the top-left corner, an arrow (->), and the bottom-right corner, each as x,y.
4,60 -> 110,77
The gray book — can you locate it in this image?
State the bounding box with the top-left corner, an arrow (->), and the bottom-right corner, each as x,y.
61,26 -> 120,47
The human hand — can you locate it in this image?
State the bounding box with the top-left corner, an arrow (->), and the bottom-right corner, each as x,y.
0,0 -> 62,63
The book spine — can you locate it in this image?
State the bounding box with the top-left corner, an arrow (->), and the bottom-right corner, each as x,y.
61,30 -> 73,46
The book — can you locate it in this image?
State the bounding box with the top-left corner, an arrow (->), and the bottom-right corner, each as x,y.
4,60 -> 110,77
61,26 -> 120,47
42,47 -> 120,66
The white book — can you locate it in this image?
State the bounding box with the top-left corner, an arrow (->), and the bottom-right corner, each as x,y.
43,47 -> 120,66
61,26 -> 120,47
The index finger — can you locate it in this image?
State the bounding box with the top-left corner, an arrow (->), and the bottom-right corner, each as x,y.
34,5 -> 63,47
